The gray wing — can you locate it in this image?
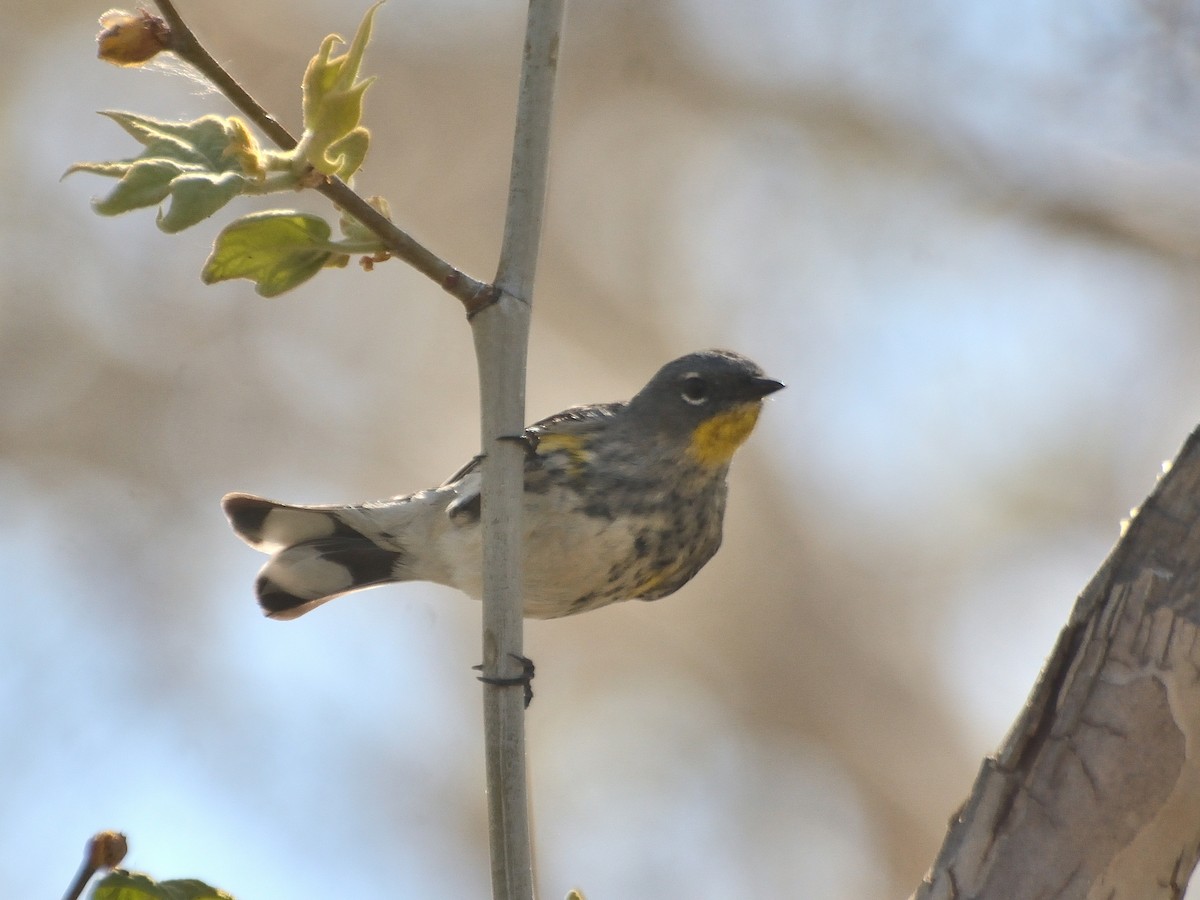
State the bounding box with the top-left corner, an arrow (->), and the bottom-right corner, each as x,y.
526,400 -> 625,435
439,401 -> 627,520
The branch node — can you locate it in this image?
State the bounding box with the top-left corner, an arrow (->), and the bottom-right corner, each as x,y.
464,283 -> 503,319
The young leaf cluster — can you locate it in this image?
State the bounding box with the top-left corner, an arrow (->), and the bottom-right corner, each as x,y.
66,112 -> 291,233
69,3 -> 388,297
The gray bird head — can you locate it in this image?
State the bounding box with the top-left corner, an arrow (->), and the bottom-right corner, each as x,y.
625,350 -> 784,465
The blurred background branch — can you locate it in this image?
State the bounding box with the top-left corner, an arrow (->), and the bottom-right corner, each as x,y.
12,0 -> 1200,896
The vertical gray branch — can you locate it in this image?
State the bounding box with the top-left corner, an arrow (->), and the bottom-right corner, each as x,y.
494,2 -> 562,297
472,2 -> 566,898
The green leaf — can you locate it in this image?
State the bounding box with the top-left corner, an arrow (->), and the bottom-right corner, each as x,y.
65,112 -> 289,231
298,3 -> 381,177
103,112 -> 252,171
91,868 -> 235,900
202,211 -> 346,297
157,172 -> 248,233
70,158 -> 179,215
326,127 -> 371,182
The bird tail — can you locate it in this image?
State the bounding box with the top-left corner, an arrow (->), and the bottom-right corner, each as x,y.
222,492 -> 405,620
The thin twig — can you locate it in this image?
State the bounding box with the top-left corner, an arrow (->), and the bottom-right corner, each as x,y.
61,862 -> 94,900
152,0 -> 492,309
154,0 -> 294,148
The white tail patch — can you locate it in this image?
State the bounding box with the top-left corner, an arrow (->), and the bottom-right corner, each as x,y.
258,506 -> 340,550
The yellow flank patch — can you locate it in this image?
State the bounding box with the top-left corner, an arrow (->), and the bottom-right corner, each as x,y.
536,432 -> 592,474
687,403 -> 762,466
634,563 -> 679,596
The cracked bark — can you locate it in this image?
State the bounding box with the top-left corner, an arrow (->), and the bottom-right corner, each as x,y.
914,426 -> 1200,900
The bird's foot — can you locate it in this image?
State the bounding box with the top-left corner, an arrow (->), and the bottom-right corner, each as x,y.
474,653 -> 536,708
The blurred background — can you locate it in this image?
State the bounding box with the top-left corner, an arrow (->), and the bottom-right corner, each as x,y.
7,1 -> 1200,897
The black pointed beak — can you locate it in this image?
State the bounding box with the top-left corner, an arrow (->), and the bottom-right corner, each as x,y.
745,376 -> 785,399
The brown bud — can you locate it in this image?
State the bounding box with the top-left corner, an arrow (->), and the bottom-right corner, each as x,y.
97,9 -> 170,67
359,251 -> 391,271
86,831 -> 128,871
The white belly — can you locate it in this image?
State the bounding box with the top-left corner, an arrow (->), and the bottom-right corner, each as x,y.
428,483 -> 643,618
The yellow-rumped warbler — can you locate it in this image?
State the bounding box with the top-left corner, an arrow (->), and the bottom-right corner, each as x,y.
223,350 -> 783,620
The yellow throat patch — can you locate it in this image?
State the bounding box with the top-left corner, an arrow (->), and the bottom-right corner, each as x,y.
687,403 -> 762,467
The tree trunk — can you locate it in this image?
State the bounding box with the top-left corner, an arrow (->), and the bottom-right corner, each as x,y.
915,427 -> 1200,898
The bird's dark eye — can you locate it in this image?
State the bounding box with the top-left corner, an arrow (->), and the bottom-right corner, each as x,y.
680,373 -> 709,405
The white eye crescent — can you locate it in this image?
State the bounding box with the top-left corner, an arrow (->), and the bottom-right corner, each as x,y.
680,373 -> 709,405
